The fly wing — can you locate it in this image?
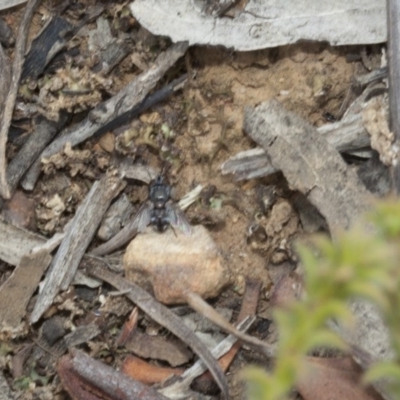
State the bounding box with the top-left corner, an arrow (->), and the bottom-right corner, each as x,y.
129,201 -> 152,234
166,203 -> 192,235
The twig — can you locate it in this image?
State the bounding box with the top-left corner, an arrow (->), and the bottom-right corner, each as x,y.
30,173 -> 125,323
88,263 -> 230,400
221,111 -> 371,181
387,0 -> 400,193
58,349 -> 170,400
0,0 -> 41,199
0,43 -> 11,111
354,66 -> 388,88
6,115 -> 66,195
21,43 -> 188,190
184,291 -> 274,358
161,317 -> 255,399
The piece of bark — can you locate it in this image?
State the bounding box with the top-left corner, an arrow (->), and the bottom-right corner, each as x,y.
115,307 -> 138,347
122,355 -> 184,385
1,190 -> 35,229
243,100 -> 373,232
125,330 -> 192,367
0,249 -> 52,328
58,349 -> 170,400
130,0 -> 386,50
30,173 -> 125,323
0,43 -> 11,112
21,42 -> 188,190
0,0 -> 28,11
222,113 -> 371,181
0,0 -> 41,199
6,115 -> 66,197
88,263 -> 230,400
387,0 -> 400,193
22,16 -> 73,80
64,324 -> 100,348
0,218 -> 45,266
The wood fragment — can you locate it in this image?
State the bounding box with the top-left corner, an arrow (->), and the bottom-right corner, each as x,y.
243,100 -> 373,232
184,291 -> 274,358
0,249 -> 52,328
0,43 -> 11,112
22,43 -> 188,190
22,16 -> 73,80
64,324 -> 100,348
0,0 -> 41,199
122,355 -> 184,384
88,263 -> 230,400
125,330 -> 192,366
115,307 -> 138,347
222,112 -> 371,181
0,218 -> 44,266
58,349 -> 170,400
387,0 -> 400,193
30,174 -> 125,323
6,116 -> 66,196
160,317 -> 255,399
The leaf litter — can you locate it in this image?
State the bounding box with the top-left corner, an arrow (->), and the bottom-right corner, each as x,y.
0,1 -> 392,400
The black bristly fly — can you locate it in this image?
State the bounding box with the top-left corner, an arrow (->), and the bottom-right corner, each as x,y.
130,175 -> 192,235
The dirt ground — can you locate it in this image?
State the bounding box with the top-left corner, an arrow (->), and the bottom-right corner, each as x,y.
0,1 -> 382,399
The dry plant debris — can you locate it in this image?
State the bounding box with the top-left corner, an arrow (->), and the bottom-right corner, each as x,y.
0,1 -> 395,399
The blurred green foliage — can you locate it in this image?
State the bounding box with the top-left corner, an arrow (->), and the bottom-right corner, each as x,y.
243,199 -> 400,400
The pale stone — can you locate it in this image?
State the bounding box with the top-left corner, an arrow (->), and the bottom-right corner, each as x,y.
123,226 -> 230,304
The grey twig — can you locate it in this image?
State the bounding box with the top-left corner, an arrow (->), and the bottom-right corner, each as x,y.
30,173 -> 125,323
89,263 -> 230,400
21,42 -> 188,190
387,0 -> 400,193
0,0 -> 41,199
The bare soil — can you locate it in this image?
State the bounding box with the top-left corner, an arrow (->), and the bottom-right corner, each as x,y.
0,1 -> 381,399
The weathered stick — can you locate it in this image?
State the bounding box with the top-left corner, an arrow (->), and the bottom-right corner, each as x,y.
21,42 -> 188,190
387,0 -> 400,193
6,116 -> 65,194
30,173 -> 125,323
0,43 -> 11,112
243,100 -> 373,232
59,349 -> 171,400
89,263 -> 230,400
222,113 -> 371,181
0,0 -> 41,199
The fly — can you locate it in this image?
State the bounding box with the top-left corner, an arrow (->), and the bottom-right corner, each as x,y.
91,175 -> 192,256
130,175 -> 192,235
